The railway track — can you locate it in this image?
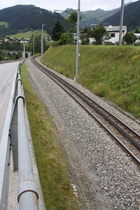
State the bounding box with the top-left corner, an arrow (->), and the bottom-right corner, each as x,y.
31,56 -> 140,165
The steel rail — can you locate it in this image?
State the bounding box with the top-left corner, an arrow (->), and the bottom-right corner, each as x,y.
31,57 -> 140,140
31,56 -> 140,165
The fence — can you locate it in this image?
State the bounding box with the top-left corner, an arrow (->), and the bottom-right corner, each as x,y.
0,63 -> 39,210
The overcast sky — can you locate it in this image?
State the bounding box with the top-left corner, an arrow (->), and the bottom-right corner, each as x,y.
0,0 -> 137,11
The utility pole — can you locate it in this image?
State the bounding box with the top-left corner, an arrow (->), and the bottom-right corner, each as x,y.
119,0 -> 125,46
23,44 -> 25,58
41,24 -> 45,55
33,35 -> 34,56
75,0 -> 80,81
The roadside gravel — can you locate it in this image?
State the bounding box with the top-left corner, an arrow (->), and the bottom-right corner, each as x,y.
25,57 -> 140,210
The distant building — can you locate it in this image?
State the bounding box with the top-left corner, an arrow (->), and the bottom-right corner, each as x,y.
5,37 -> 30,44
89,25 -> 127,45
19,38 -> 30,44
104,25 -> 127,44
5,37 -> 16,43
134,33 -> 140,43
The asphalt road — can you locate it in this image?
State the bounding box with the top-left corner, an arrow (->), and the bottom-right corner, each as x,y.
0,62 -> 19,139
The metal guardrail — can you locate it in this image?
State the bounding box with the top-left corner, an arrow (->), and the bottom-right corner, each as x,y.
0,63 -> 39,209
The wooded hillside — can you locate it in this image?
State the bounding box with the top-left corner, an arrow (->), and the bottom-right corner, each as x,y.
0,5 -> 70,37
0,2 -> 140,38
102,1 -> 140,31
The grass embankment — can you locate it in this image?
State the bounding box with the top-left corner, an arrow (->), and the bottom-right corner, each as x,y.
7,30 -> 49,39
0,21 -> 9,28
42,45 -> 140,119
21,65 -> 79,209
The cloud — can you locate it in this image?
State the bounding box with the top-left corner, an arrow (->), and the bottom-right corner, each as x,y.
0,0 -> 137,11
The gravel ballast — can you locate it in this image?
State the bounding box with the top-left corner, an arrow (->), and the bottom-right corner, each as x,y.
25,58 -> 140,210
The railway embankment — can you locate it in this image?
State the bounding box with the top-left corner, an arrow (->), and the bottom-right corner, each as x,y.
41,45 -> 140,120
22,56 -> 140,209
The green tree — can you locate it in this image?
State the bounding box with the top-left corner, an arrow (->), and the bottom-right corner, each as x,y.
17,50 -> 22,59
59,33 -> 72,45
0,39 -> 4,50
66,12 -> 77,28
0,50 -> 3,60
31,34 -> 46,54
123,32 -> 136,44
52,21 -> 65,41
4,41 -> 23,51
66,11 -> 82,33
33,35 -> 41,53
80,32 -> 90,45
135,28 -> 140,33
88,24 -> 110,45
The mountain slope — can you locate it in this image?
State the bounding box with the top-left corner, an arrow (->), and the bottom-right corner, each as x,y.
102,1 -> 140,30
0,2 -> 139,38
81,8 -> 119,26
61,8 -> 119,27
61,2 -> 140,30
0,5 -> 70,37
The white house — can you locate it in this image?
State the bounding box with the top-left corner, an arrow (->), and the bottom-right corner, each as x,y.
104,25 -> 127,44
134,33 -> 140,43
89,25 -> 127,44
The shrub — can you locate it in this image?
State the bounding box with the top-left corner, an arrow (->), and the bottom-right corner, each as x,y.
59,33 -> 72,45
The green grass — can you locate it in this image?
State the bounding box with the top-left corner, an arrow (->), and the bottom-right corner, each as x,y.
0,21 -> 9,28
7,30 -> 50,39
42,46 -> 76,78
21,65 -> 79,209
42,45 -> 140,119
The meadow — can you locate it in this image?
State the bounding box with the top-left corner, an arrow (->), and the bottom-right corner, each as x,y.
42,45 -> 140,119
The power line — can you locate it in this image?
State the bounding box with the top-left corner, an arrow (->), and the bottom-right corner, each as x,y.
81,8 -> 121,25
63,0 -> 76,9
46,0 -> 57,8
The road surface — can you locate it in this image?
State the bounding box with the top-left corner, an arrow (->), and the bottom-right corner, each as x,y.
0,62 -> 19,139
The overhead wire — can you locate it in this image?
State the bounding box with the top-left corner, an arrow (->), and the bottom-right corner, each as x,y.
63,0 -> 76,9
80,7 -> 121,26
46,0 -> 57,9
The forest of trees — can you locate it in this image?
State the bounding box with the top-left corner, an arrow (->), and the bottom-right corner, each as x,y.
0,2 -> 140,60
0,5 -> 70,38
0,2 -> 140,39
